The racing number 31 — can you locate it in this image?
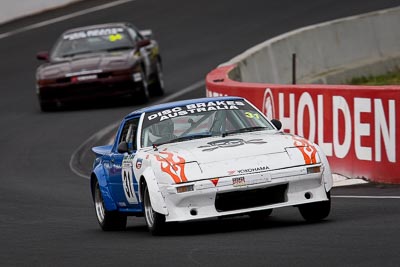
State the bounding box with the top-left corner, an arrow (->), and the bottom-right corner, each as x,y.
245,112 -> 260,119
122,168 -> 138,204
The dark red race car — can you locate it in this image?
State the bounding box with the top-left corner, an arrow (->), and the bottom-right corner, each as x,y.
35,22 -> 164,111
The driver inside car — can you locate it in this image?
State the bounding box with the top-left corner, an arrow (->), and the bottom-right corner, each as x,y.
148,119 -> 176,145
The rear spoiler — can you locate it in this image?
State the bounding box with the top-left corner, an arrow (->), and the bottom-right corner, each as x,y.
92,145 -> 113,157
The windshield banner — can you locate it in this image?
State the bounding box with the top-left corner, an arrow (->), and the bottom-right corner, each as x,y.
63,28 -> 125,40
145,100 -> 248,123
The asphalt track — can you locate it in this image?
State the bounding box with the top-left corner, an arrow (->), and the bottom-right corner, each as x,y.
1,0 -> 400,266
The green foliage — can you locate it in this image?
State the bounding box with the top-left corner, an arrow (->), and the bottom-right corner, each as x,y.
349,69 -> 400,85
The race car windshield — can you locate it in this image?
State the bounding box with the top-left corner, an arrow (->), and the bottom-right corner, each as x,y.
140,100 -> 275,147
51,27 -> 134,58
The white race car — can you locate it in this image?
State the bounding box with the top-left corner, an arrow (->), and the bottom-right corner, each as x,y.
91,96 -> 333,235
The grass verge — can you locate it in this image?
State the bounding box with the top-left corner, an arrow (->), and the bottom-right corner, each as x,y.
349,69 -> 400,85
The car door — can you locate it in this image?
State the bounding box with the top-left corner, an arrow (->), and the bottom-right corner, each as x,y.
109,117 -> 141,209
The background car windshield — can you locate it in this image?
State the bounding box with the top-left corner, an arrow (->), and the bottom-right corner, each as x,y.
51,27 -> 134,58
141,100 -> 274,147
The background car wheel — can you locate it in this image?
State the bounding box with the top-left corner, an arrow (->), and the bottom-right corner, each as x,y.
94,180 -> 127,231
135,68 -> 150,104
148,60 -> 165,97
298,191 -> 331,222
39,98 -> 55,112
143,184 -> 166,235
249,209 -> 273,222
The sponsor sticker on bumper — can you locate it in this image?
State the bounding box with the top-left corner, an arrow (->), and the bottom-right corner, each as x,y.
72,74 -> 97,82
232,177 -> 246,187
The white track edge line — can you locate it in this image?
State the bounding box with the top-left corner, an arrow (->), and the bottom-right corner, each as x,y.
0,0 -> 135,39
69,121 -> 120,179
332,195 -> 400,199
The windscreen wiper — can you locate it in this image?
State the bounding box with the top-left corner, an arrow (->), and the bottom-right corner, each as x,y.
106,46 -> 134,52
62,50 -> 92,57
168,133 -> 213,144
152,133 -> 212,147
222,126 -> 268,137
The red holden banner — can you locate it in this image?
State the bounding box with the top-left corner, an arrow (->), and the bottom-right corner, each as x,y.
206,65 -> 399,183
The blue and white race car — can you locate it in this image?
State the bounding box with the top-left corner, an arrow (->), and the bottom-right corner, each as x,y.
90,96 -> 333,235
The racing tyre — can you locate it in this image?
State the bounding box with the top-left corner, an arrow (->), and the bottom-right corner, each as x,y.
298,191 -> 331,222
135,68 -> 149,104
148,60 -> 165,97
94,181 -> 127,231
143,184 -> 166,235
39,98 -> 56,112
249,209 -> 273,222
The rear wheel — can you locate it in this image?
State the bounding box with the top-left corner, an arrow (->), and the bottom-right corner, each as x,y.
143,184 -> 166,235
39,97 -> 56,112
94,181 -> 127,231
134,68 -> 149,104
148,60 -> 165,97
298,191 -> 331,222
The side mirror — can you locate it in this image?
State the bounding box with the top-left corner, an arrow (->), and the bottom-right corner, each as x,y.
271,119 -> 282,130
36,51 -> 49,61
139,29 -> 153,39
117,141 -> 129,153
137,39 -> 151,48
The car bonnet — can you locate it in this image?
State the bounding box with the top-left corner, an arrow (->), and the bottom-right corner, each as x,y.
147,131 -> 321,181
38,51 -> 133,79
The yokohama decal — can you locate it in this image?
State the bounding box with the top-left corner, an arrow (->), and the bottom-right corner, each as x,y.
293,136 -> 318,164
155,151 -> 188,183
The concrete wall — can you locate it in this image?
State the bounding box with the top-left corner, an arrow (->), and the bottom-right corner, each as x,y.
0,0 -> 81,25
223,7 -> 400,84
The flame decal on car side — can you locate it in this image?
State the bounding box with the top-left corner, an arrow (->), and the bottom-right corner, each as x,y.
155,151 -> 188,183
292,136 -> 317,164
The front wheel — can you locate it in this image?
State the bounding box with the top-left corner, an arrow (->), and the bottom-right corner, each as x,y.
298,191 -> 331,222
94,180 -> 127,231
143,184 -> 166,235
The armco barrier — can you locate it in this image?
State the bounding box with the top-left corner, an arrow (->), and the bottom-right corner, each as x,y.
206,65 -> 400,184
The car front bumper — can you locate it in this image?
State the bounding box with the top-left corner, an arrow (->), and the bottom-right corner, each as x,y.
37,72 -> 142,105
161,164 -> 331,222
